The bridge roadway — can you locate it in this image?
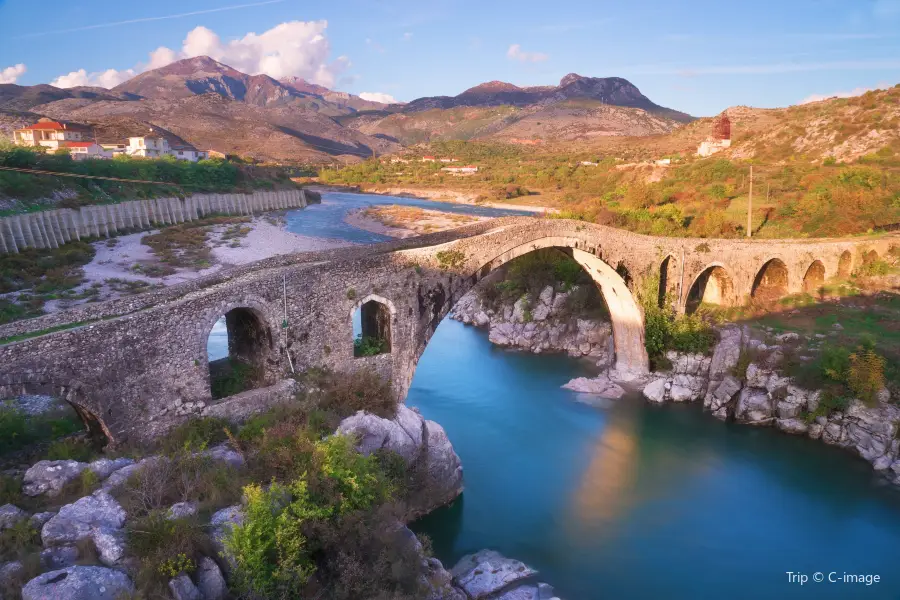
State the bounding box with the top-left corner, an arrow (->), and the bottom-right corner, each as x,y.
0,217 -> 894,444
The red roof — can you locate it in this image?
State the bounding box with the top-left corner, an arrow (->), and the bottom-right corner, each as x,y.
62,142 -> 96,148
23,121 -> 90,131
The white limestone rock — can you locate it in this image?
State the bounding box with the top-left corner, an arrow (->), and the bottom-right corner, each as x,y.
87,458 -> 134,480
92,528 -> 126,566
167,501 -> 199,520
642,378 -> 667,404
745,364 -> 772,389
562,375 -> 625,399
703,375 -> 743,420
29,511 -> 56,529
210,505 -> 244,569
0,504 -> 28,530
421,419 -> 464,512
201,444 -> 245,468
195,556 -> 227,600
776,418 -> 809,435
23,460 -> 87,497
337,404 -> 424,463
101,456 -> 164,492
42,490 -> 126,549
451,550 -> 537,600
734,388 -> 774,425
169,574 -> 202,600
669,374 -> 707,402
22,566 -> 134,600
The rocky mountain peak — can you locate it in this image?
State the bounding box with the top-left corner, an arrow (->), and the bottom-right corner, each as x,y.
463,81 -> 523,95
559,73 -> 587,87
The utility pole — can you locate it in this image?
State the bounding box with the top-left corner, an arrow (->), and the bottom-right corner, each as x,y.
746,165 -> 753,238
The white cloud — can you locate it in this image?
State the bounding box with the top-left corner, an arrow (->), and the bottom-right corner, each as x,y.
52,67 -> 136,88
799,83 -> 891,104
506,44 -> 548,63
402,32 -> 413,41
359,92 -> 399,104
365,38 -> 386,53
50,20 -> 349,89
0,63 -> 26,84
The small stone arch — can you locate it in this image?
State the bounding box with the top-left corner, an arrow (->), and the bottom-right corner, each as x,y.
837,251 -> 852,278
862,249 -> 880,266
0,379 -> 112,445
658,255 -> 679,308
803,260 -> 826,294
685,264 -> 736,314
751,258 -> 789,303
350,294 -> 397,357
201,300 -> 277,399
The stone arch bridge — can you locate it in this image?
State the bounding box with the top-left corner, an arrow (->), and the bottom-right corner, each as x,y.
0,217 -> 894,444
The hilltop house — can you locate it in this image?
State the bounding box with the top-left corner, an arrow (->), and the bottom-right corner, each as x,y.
13,119 -> 93,152
422,156 -> 436,162
171,145 -> 209,162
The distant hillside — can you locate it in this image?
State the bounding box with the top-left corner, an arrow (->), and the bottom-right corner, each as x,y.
340,74 -> 692,144
402,73 -> 692,121
35,93 -> 399,163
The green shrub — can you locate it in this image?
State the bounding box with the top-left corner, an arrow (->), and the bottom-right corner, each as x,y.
162,417 -> 229,454
0,402 -> 84,457
354,334 -> 387,357
435,250 -> 466,271
127,511 -> 211,597
45,437 -> 98,462
847,347 -> 886,404
0,520 -> 40,562
226,434 -> 394,598
209,357 -> 262,399
639,274 -> 715,362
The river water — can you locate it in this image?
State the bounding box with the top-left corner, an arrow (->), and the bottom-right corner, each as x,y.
228,192 -> 900,598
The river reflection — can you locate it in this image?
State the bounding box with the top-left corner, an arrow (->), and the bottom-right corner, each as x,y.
410,318 -> 900,600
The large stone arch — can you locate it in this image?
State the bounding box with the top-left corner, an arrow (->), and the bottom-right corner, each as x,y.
684,263 -> 737,313
837,250 -> 853,278
412,235 -> 648,379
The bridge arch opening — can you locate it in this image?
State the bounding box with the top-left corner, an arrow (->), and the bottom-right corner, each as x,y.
658,255 -> 679,309
862,249 -> 880,268
751,258 -> 789,303
803,260 -> 826,294
0,381 -> 111,448
352,295 -> 394,358
685,265 -> 736,314
837,251 -> 852,278
206,306 -> 272,399
444,238 -> 648,374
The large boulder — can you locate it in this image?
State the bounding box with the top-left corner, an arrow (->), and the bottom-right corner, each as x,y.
734,388 -> 774,425
703,375 -> 743,420
101,456 -> 164,491
669,374 -> 707,402
195,556 -> 227,600
23,461 -> 87,497
337,406 -> 463,516
22,566 -> 134,600
642,378 -> 667,404
562,375 -> 625,399
451,550 -> 537,600
169,574 -> 202,600
209,504 -> 244,568
42,490 -> 127,564
87,458 -> 134,480
707,326 -> 745,380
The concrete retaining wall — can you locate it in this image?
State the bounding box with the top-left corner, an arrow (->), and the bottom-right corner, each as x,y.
0,189 -> 307,254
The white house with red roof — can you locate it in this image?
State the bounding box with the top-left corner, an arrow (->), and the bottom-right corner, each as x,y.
13,118 -> 93,152
60,141 -> 109,161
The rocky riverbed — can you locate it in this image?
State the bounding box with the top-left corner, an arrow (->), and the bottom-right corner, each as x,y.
452,283 -> 613,364
639,325 -> 900,487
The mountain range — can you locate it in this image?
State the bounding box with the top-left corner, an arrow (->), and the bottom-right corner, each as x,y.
0,56 -> 695,162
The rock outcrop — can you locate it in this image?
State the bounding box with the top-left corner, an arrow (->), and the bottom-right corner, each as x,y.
41,490 -> 128,567
22,566 -> 134,600
453,284 -> 613,364
337,404 -> 464,516
641,351 -> 712,404
449,550 -> 560,600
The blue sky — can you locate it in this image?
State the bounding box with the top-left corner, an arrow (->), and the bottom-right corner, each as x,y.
1,0 -> 900,115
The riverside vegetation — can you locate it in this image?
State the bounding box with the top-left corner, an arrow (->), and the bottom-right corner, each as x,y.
0,368 -> 459,600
